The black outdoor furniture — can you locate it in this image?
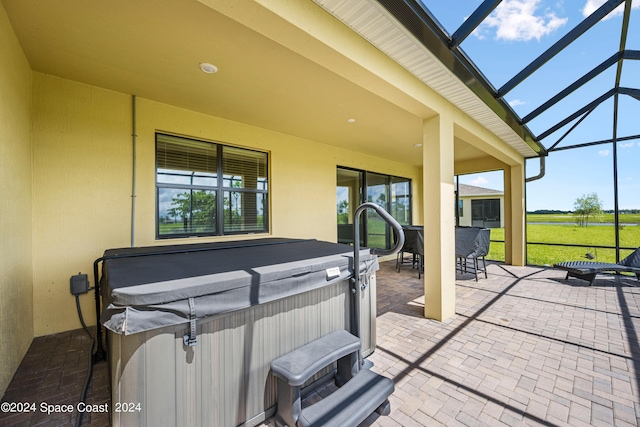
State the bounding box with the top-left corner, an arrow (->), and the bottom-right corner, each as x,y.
554,247 -> 640,285
396,225 -> 424,278
455,227 -> 491,281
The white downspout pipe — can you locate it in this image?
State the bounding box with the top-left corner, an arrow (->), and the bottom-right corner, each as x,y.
131,95 -> 137,247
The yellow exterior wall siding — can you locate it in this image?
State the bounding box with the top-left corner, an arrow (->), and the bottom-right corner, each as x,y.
0,3 -> 34,395
31,77 -> 421,336
31,74 -> 132,336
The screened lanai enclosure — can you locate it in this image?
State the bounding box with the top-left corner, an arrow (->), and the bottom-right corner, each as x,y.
3,0 -> 640,425
348,0 -> 639,266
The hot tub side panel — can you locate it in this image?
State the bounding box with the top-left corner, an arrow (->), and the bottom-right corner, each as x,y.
360,273 -> 376,358
109,276 -> 376,427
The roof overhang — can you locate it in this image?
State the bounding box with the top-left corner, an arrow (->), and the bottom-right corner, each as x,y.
312,0 -> 546,159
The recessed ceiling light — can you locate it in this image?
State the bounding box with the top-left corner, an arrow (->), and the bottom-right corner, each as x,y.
347,118 -> 356,123
199,63 -> 218,74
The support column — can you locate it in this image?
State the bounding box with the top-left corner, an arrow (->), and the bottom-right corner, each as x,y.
504,164 -> 525,266
422,113 -> 455,321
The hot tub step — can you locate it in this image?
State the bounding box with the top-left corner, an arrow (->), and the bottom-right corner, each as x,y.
271,330 -> 393,427
271,330 -> 361,386
298,368 -> 394,427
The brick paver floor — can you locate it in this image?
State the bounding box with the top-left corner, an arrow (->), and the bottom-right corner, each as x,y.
358,261 -> 640,427
2,260 -> 639,426
0,328 -> 110,426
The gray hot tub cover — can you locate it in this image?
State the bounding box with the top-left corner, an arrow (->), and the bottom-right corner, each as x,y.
100,239 -> 378,335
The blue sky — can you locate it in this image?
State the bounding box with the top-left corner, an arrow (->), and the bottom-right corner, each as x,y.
423,0 -> 640,211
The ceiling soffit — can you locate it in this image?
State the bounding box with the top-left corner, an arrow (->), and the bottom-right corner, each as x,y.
3,0 -> 435,166
311,0 -> 543,159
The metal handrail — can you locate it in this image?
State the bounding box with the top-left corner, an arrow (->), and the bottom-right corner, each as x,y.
353,202 -> 405,290
351,203 -> 405,356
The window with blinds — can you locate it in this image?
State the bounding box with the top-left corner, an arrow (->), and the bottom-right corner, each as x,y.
156,133 -> 268,238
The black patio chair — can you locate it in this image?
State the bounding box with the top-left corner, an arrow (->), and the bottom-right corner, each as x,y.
554,247 -> 640,285
396,226 -> 424,278
455,227 -> 490,281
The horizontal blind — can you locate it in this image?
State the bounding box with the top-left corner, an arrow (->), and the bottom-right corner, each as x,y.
222,146 -> 267,190
156,133 -> 269,237
157,134 -> 217,177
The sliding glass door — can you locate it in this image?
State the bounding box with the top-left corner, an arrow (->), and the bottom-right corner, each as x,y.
337,167 -> 411,249
471,199 -> 501,228
336,168 -> 363,245
366,173 -> 389,249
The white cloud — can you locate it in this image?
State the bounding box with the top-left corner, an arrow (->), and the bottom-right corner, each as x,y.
619,142 -> 635,148
598,149 -> 610,156
582,0 -> 640,19
582,0 -> 604,16
471,176 -> 489,186
479,0 -> 568,41
509,99 -> 527,107
472,29 -> 487,40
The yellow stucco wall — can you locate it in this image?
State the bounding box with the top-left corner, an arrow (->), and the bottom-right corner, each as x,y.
31,74 -> 132,336
31,74 -> 422,336
0,4 -> 33,395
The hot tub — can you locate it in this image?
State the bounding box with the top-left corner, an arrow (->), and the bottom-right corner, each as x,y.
99,238 -> 379,427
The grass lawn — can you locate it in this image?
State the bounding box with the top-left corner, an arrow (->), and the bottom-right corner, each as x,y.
349,213 -> 639,266
527,213 -> 640,224
487,222 -> 640,265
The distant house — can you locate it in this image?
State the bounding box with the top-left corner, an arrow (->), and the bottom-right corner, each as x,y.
456,184 -> 504,228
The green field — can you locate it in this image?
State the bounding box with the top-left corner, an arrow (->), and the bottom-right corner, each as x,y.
487,215 -> 640,265
349,213 -> 640,266
526,213 -> 640,224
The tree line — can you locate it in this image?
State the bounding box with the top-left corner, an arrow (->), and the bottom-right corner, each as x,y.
529,209 -> 640,214
528,193 -> 639,227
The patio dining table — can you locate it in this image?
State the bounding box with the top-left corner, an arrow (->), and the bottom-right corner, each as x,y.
395,226 -> 491,281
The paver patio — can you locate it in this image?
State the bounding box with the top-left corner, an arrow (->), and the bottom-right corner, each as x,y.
2,260 -> 639,426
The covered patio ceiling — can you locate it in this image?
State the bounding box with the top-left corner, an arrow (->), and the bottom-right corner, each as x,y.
2,0 -> 543,168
